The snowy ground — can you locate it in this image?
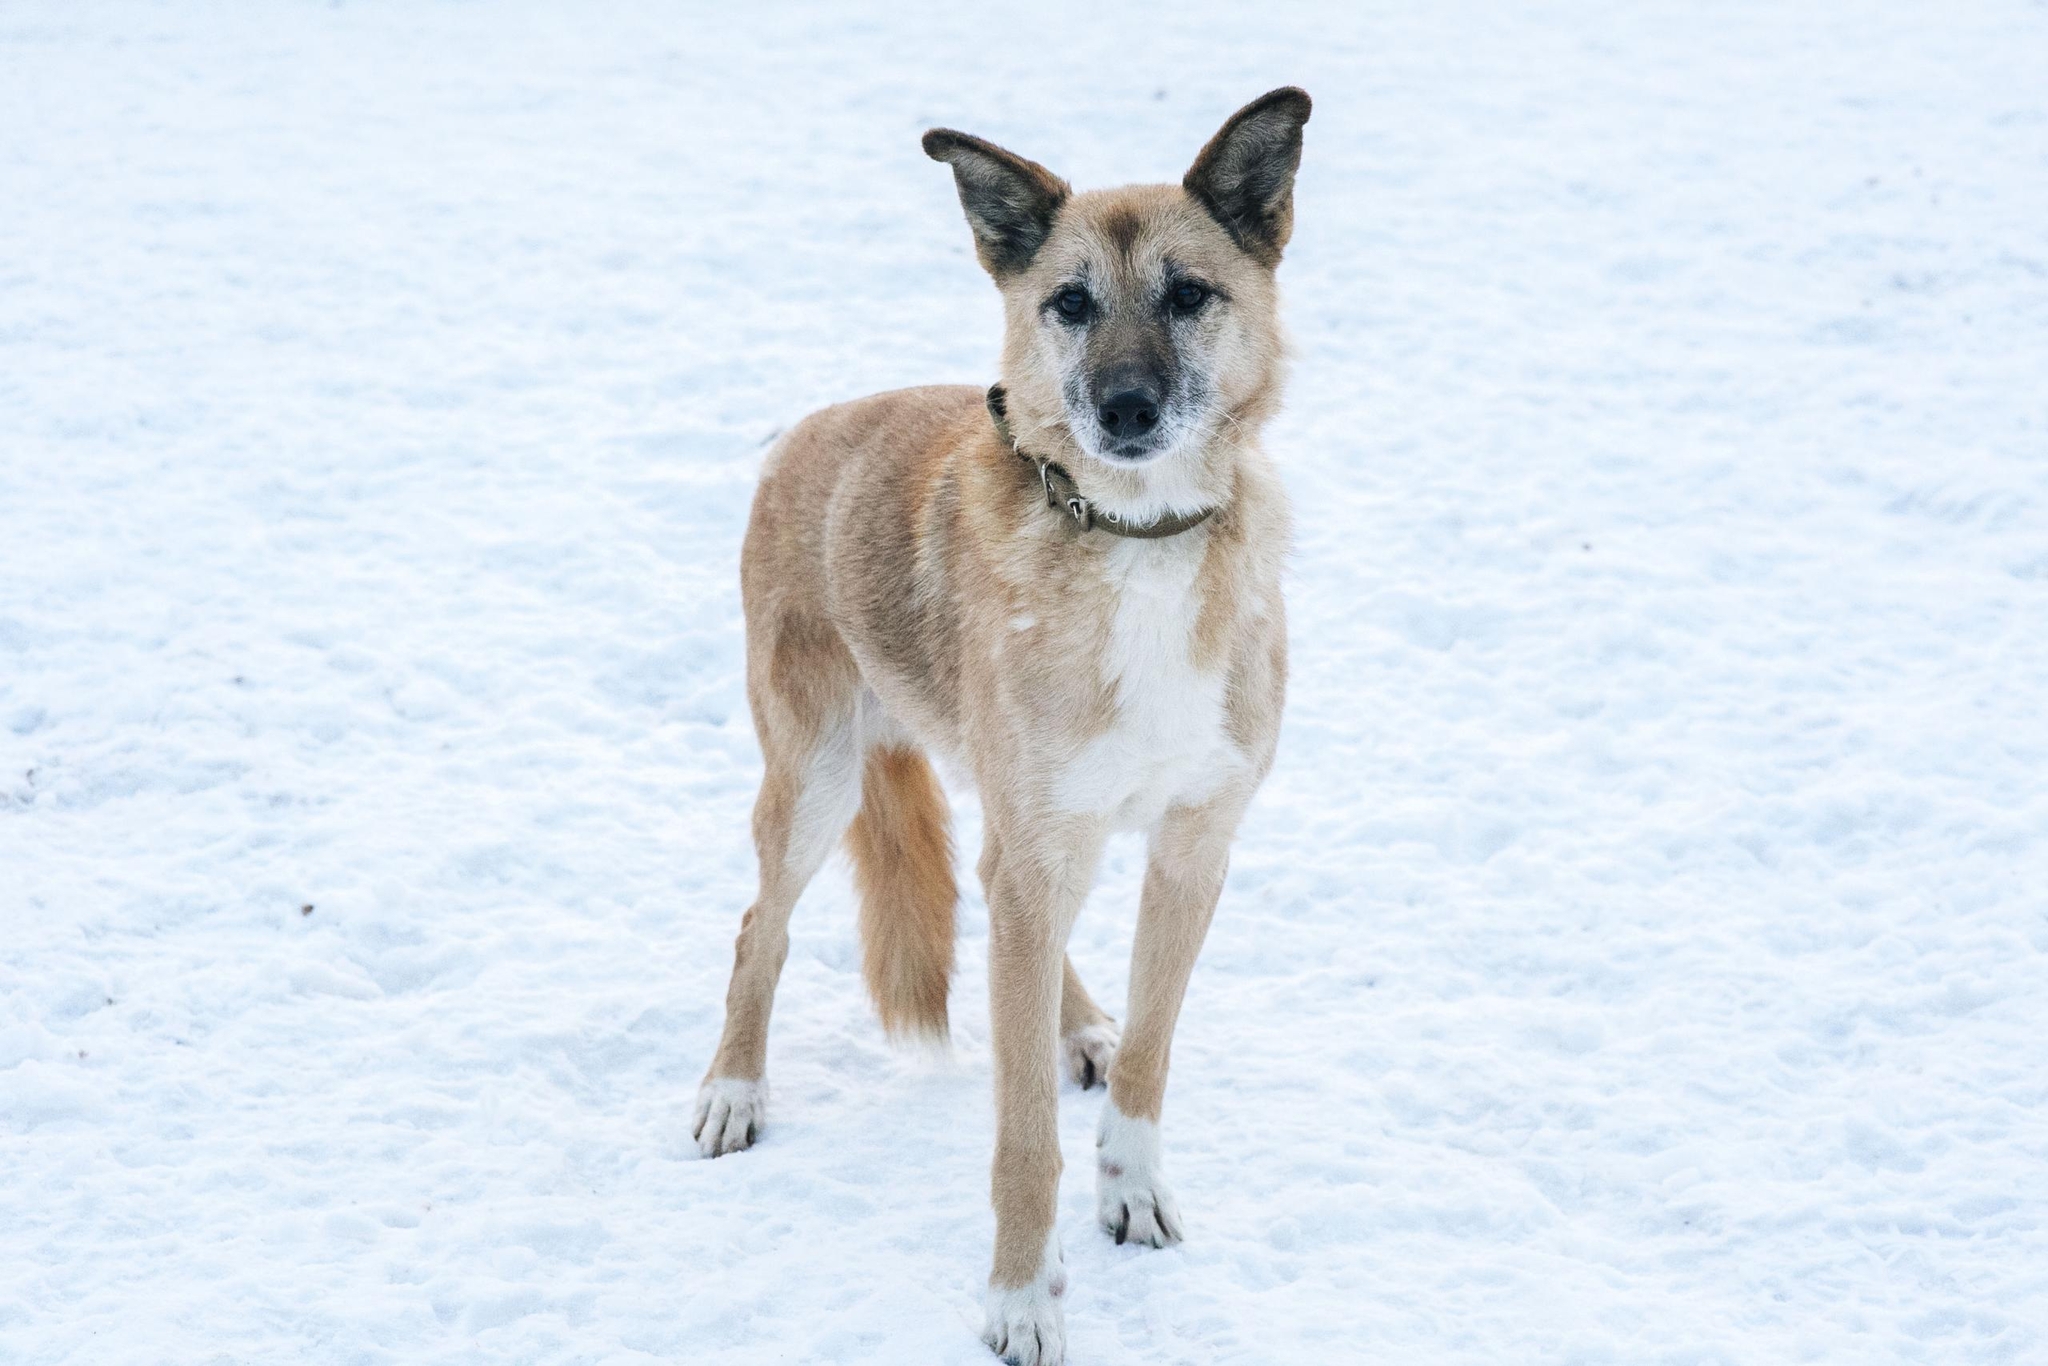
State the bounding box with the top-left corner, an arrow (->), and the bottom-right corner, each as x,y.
4,2 -> 2046,1363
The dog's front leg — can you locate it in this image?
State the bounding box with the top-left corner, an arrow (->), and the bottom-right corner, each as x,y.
1097,795 -> 1245,1248
979,812 -> 1105,1366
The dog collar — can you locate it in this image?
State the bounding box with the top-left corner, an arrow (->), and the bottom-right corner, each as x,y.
985,385 -> 1216,540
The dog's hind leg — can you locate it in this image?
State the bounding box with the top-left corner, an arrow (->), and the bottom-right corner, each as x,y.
1058,956 -> 1118,1091
695,611 -> 864,1158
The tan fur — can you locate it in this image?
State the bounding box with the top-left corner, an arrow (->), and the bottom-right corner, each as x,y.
1058,955 -> 1112,1039
696,88 -> 1310,1364
847,745 -> 956,1040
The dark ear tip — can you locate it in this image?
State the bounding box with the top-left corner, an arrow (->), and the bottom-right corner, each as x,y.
922,129 -> 957,161
1256,86 -> 1312,125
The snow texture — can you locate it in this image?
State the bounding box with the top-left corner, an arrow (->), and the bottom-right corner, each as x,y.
4,2 -> 2046,1363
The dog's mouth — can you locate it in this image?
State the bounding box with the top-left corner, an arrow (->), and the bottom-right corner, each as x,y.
1071,412 -> 1184,466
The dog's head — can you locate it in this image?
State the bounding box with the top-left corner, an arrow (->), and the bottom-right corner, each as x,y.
925,88 -> 1310,481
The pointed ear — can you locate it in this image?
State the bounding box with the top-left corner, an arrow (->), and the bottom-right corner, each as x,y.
1183,87 -> 1312,267
922,128 -> 1070,278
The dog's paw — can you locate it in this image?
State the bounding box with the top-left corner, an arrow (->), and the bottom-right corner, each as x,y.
692,1076 -> 766,1158
982,1247 -> 1067,1366
1100,1169 -> 1183,1248
1096,1100 -> 1183,1248
1060,1019 -> 1119,1090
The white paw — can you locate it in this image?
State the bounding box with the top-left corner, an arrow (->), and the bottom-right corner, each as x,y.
1097,1100 -> 1182,1248
1061,1019 -> 1119,1090
692,1076 -> 766,1158
982,1242 -> 1067,1366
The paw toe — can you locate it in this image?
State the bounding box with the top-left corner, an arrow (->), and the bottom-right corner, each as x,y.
1100,1182 -> 1183,1248
1118,1194 -> 1182,1248
983,1263 -> 1067,1366
1061,1021 -> 1119,1090
693,1077 -> 766,1158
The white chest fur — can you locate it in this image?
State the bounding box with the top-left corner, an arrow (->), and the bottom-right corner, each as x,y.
1053,537 -> 1240,831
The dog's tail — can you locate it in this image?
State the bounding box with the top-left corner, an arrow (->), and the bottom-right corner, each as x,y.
846,745 -> 956,1043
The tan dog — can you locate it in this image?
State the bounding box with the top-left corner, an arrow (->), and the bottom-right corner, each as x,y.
694,87 -> 1310,1365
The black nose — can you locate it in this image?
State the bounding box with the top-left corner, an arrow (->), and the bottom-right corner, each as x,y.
1096,389 -> 1160,436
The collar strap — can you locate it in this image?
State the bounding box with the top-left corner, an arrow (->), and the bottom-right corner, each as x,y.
985,385 -> 1216,540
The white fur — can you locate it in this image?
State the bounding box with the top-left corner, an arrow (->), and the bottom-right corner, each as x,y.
981,1231 -> 1067,1366
1073,438 -> 1222,525
692,1076 -> 767,1159
780,706 -> 865,882
1054,538 -> 1243,829
781,686 -> 922,887
1096,1099 -> 1182,1247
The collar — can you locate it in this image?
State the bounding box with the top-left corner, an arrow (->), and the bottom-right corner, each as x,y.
985,384 -> 1217,540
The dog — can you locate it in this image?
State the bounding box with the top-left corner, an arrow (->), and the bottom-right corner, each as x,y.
693,87 -> 1310,1365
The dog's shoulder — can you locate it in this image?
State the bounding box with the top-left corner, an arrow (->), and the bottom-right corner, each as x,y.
751,382 -> 992,578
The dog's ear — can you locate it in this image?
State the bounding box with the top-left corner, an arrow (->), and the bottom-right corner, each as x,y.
923,129 -> 1070,279
1183,87 -> 1312,268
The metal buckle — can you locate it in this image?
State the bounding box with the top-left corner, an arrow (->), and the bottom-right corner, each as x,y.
1036,461 -> 1091,529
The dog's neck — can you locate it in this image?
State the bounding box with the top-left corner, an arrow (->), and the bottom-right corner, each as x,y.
985,385 -> 1217,539
986,384 -> 1244,535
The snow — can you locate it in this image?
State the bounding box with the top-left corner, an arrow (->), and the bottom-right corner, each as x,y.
3,1 -> 2045,1362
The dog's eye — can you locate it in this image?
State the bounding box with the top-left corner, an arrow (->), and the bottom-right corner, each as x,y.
1170,281 -> 1209,314
1053,287 -> 1090,322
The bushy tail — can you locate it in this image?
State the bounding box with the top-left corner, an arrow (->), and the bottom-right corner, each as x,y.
845,745 -> 956,1043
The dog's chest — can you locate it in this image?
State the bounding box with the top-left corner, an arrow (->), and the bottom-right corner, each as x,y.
1050,542 -> 1239,831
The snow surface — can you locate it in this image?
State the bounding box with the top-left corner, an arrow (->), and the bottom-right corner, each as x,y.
4,2 -> 2046,1363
